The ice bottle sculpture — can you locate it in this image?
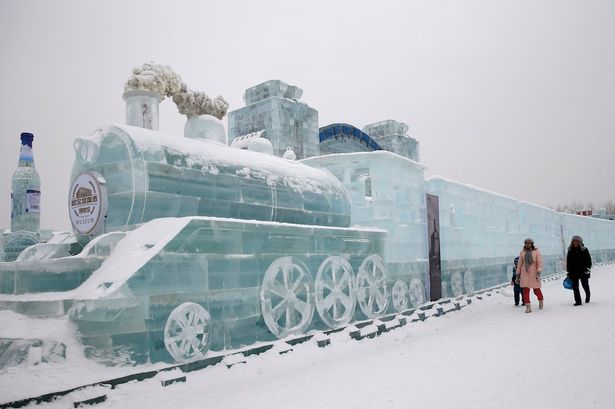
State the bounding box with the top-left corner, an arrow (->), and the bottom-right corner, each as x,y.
11,132 -> 41,232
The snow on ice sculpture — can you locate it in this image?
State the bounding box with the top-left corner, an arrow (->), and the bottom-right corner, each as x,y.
0,231 -> 127,318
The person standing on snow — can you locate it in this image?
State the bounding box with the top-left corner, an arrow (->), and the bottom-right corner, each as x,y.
566,235 -> 592,306
511,256 -> 523,306
518,238 -> 544,313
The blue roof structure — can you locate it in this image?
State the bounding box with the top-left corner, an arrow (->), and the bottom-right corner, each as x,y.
318,123 -> 382,151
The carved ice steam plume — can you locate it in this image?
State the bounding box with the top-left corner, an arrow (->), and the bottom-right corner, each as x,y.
124,62 -> 229,120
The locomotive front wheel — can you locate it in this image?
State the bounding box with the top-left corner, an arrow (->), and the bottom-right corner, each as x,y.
391,280 -> 410,312
408,278 -> 426,307
261,257 -> 315,338
356,255 -> 389,318
451,271 -> 464,297
315,256 -> 356,328
164,302 -> 212,363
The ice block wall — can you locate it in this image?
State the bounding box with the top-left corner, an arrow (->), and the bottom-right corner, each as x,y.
559,212 -> 615,263
425,176 -> 615,297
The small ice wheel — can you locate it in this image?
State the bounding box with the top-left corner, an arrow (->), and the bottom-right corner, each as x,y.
391,280 -> 410,312
315,256 -> 356,328
260,257 -> 315,338
356,255 -> 389,318
408,278 -> 425,307
463,270 -> 475,293
451,271 -> 464,297
164,302 -> 212,362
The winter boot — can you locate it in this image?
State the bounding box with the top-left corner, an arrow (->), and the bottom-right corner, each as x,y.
539,299 -> 544,309
525,304 -> 532,313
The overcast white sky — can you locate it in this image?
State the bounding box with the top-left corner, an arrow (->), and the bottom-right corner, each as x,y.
1,0 -> 614,230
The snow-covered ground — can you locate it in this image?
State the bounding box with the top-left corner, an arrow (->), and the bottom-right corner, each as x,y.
2,264 -> 615,409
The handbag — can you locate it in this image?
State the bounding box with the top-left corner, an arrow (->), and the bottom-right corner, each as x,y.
563,277 -> 573,290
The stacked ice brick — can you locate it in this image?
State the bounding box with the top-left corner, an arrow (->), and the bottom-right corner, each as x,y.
228,80 -> 320,160
362,120 -> 420,162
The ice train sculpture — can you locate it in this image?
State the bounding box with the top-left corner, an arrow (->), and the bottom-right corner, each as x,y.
66,124 -> 387,363
2,65 -> 615,365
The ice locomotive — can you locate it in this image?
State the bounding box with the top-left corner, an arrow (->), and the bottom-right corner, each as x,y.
64,124 -> 388,363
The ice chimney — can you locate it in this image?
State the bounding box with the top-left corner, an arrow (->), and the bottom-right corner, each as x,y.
122,62 -> 229,140
123,62 -> 185,131
123,89 -> 162,131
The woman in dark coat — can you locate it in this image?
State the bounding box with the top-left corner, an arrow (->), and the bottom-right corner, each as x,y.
566,235 -> 592,306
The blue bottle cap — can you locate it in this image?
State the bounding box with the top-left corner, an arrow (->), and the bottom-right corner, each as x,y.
20,132 -> 34,147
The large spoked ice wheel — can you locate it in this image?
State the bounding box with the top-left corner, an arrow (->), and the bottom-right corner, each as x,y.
451,271 -> 464,297
356,255 -> 389,318
164,302 -> 212,363
463,270 -> 475,293
315,256 -> 356,328
408,278 -> 426,307
261,257 -> 315,338
391,280 -> 409,312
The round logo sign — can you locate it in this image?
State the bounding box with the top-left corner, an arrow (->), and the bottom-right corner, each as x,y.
69,171 -> 108,235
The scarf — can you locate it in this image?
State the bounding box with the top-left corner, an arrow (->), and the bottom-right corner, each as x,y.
524,249 -> 534,267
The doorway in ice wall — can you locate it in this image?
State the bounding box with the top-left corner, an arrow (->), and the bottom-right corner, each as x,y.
427,194 -> 442,301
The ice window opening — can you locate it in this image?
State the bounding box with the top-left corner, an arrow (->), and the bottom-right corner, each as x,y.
357,173 -> 372,203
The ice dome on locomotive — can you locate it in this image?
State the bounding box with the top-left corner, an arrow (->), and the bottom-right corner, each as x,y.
69,124 -> 351,240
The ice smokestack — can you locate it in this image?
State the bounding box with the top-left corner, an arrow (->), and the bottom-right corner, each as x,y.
173,90 -> 229,144
123,62 -> 186,130
123,62 -> 229,141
